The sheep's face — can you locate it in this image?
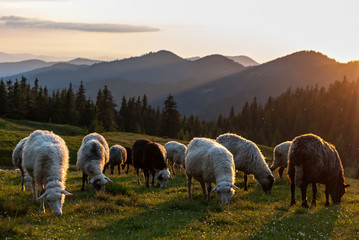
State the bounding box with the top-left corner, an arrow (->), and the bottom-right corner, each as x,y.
257,174 -> 275,194
90,174 -> 112,191
46,191 -> 65,216
155,169 -> 171,188
212,182 -> 237,205
330,182 -> 350,204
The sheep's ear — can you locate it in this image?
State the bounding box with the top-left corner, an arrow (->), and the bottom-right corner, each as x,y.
60,190 -> 72,195
37,192 -> 48,200
89,178 -> 95,184
105,176 -> 112,182
344,184 -> 350,188
211,186 -> 218,193
231,184 -> 239,189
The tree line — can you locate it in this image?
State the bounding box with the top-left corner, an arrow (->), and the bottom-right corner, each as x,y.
1,76 -> 359,168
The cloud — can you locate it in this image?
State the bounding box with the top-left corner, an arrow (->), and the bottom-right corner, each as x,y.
0,16 -> 160,33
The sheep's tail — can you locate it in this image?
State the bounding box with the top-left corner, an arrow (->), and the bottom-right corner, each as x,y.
294,165 -> 303,187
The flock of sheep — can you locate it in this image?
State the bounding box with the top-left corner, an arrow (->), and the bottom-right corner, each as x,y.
12,130 -> 350,216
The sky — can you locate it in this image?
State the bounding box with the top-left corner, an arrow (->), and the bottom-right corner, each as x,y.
0,0 -> 358,63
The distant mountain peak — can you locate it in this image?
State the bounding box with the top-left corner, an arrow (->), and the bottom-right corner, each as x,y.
272,50 -> 338,66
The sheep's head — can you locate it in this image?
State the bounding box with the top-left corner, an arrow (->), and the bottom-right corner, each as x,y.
90,174 -> 112,191
155,169 -> 172,188
37,187 -> 72,216
211,181 -> 238,205
256,174 -> 275,194
330,182 -> 350,204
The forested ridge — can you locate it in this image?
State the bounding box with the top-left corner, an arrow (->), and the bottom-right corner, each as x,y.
1,76 -> 358,168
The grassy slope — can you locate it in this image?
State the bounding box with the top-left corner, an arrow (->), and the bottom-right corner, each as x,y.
1,118 -> 358,239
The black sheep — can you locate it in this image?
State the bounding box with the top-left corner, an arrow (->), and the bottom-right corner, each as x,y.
288,133 -> 349,208
132,139 -> 171,188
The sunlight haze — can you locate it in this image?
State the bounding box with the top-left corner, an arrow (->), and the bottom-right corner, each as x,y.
0,0 -> 358,63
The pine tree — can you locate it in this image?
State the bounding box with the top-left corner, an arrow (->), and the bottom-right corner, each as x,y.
96,86 -> 118,132
75,81 -> 88,126
64,83 -> 76,125
161,95 -> 180,138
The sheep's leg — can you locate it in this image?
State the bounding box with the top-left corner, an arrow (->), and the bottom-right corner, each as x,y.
102,162 -> 108,174
200,181 -> 207,200
32,180 -> 37,203
171,162 -> 176,175
311,183 -> 317,206
244,174 -> 248,191
206,183 -> 212,201
81,173 -> 87,191
144,171 -> 150,188
136,168 -> 140,185
187,176 -> 192,200
19,166 -> 25,191
289,173 -> 296,205
118,164 -> 121,175
278,167 -> 285,179
300,183 -> 309,208
325,185 -> 330,206
110,164 -> 114,175
151,171 -> 155,186
39,185 -> 45,213
126,164 -> 129,174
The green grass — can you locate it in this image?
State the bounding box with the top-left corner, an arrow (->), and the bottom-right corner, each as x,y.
1,118 -> 359,239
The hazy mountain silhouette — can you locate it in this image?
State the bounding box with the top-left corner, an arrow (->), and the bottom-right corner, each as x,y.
0,58 -> 101,77
187,55 -> 259,66
171,50 -> 359,119
226,55 -> 259,66
5,50 -> 245,89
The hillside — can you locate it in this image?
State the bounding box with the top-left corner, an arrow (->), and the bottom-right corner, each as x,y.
172,51 -> 359,119
4,50 -> 359,120
0,118 -> 358,239
5,50 -> 245,90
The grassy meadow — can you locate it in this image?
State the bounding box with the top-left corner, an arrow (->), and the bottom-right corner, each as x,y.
1,118 -> 359,239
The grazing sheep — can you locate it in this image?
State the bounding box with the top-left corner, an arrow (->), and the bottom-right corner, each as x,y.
121,147 -> 132,174
270,141 -> 292,178
132,139 -> 171,188
288,133 -> 350,208
216,133 -> 274,194
12,137 -> 33,191
164,141 -> 187,175
22,130 -> 72,216
76,133 -> 111,191
185,137 -> 238,204
103,144 -> 127,175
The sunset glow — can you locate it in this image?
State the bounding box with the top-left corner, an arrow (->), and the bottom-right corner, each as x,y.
0,0 -> 358,63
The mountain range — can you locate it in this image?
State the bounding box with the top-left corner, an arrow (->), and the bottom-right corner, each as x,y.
2,50 -> 359,119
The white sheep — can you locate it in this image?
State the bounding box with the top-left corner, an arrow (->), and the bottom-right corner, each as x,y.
270,141 -> 292,178
12,137 -> 33,191
103,144 -> 127,175
76,133 -> 111,191
216,133 -> 274,194
164,141 -> 187,175
185,137 -> 238,204
22,130 -> 72,216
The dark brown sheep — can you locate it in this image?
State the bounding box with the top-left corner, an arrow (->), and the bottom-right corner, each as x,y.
288,133 -> 349,208
132,139 -> 171,188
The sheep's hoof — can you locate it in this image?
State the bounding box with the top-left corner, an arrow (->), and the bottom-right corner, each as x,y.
325,201 -> 330,207
311,200 -> 317,206
290,199 -> 296,205
302,201 -> 309,208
